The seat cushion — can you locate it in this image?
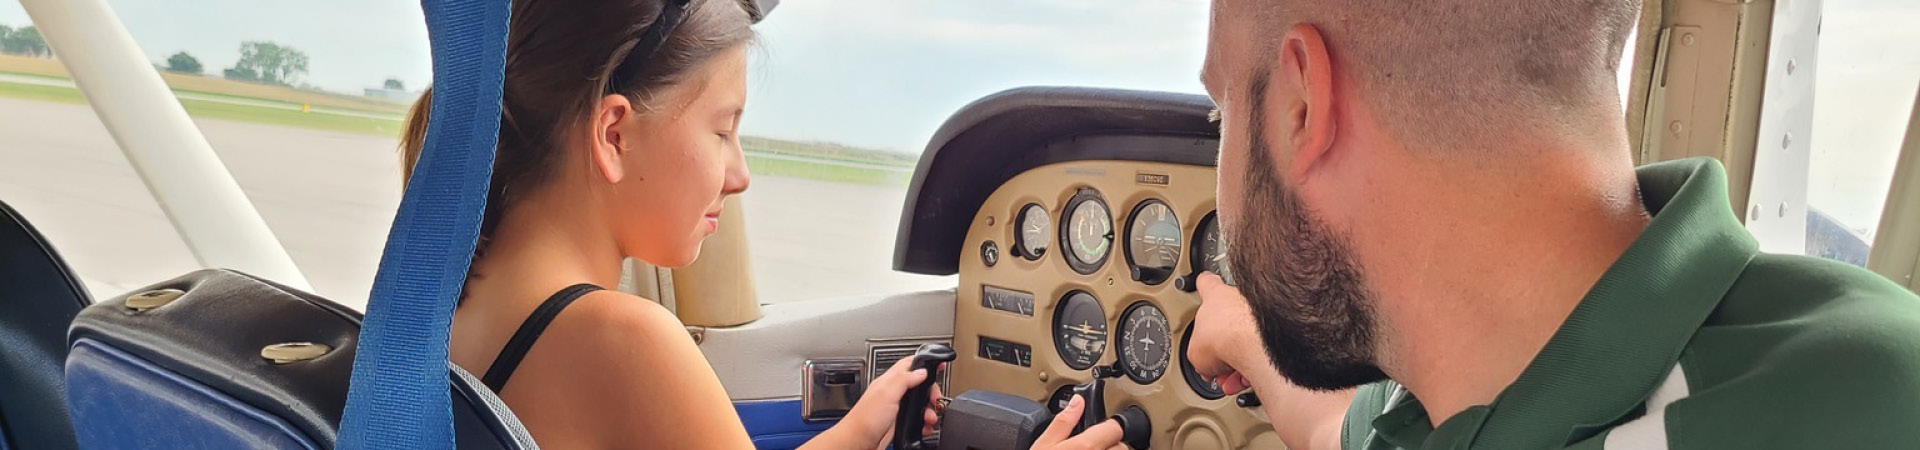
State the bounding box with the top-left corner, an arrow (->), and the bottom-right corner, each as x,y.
66,269 -> 537,449
0,200 -> 89,450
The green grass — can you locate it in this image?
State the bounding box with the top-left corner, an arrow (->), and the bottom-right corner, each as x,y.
745,155 -> 913,186
2,79 -> 909,185
0,81 -> 86,104
176,97 -> 404,136
0,80 -> 404,136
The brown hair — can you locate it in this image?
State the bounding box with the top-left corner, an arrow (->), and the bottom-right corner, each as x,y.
1238,0 -> 1640,149
399,0 -> 754,241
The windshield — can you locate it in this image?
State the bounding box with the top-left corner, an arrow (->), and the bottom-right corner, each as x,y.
736,0 -> 1210,301
0,0 -> 1212,307
5,0 -> 1880,308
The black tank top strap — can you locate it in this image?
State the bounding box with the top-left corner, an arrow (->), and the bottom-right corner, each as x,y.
481,283 -> 604,393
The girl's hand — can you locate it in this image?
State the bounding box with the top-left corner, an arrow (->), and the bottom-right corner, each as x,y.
1029,395 -> 1127,450
815,356 -> 943,450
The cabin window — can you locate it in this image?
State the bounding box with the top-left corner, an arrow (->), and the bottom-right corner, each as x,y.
1800,0 -> 1920,266
0,1 -> 429,309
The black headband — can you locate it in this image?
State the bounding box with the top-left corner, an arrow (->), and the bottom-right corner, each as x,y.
604,0 -> 776,94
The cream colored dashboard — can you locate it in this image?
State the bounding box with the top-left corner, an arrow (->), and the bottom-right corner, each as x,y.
953,160 -> 1281,449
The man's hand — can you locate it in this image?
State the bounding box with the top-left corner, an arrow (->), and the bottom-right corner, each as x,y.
1186,272 -> 1356,450
1186,273 -> 1278,395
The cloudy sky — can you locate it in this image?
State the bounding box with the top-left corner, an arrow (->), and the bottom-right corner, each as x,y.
0,0 -> 1211,153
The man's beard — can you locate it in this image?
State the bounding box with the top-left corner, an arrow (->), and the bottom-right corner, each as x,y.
1224,103 -> 1389,391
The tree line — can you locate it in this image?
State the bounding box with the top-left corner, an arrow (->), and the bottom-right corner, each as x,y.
3,22 -> 403,93
0,24 -> 50,58
165,41 -> 310,87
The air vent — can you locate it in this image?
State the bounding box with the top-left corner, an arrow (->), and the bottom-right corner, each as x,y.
868,337 -> 953,392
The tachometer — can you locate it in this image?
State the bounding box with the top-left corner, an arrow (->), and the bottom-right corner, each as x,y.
1116,301 -> 1171,383
1060,189 -> 1113,274
1052,291 -> 1108,370
1013,203 -> 1051,260
1125,199 -> 1182,285
1192,212 -> 1233,285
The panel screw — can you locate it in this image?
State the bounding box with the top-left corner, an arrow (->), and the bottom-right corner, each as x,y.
986,216 -> 996,226
1783,132 -> 1793,150
126,289 -> 185,312
260,342 -> 331,364
1787,58 -> 1797,75
1749,204 -> 1762,221
1668,121 -> 1686,137
1779,202 -> 1790,218
1682,34 -> 1697,46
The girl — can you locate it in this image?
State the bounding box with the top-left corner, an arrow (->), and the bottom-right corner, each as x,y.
398,0 -> 936,448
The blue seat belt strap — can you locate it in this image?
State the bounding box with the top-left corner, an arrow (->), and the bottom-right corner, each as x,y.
337,0 -> 512,448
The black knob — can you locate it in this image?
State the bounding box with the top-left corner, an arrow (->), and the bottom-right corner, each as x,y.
1235,391 -> 1262,408
892,343 -> 956,450
1072,379 -> 1107,435
1111,405 -> 1152,450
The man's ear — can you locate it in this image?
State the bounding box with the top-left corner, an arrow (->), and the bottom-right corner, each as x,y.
590,94 -> 634,184
1277,23 -> 1337,179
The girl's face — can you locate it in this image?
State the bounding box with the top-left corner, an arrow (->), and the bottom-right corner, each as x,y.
593,45 -> 752,268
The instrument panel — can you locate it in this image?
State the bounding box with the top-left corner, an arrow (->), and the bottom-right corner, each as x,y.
952,160 -> 1280,449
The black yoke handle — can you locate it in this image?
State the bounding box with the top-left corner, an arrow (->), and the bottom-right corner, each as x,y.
892,343 -> 956,450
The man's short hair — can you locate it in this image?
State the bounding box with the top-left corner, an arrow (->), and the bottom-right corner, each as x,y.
1241,0 -> 1641,149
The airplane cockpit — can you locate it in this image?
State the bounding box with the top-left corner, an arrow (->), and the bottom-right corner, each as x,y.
0,0 -> 1916,449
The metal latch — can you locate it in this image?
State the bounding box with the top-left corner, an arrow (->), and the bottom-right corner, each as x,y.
802,359 -> 867,422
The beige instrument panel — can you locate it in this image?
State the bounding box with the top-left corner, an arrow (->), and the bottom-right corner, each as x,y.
952,161 -> 1282,449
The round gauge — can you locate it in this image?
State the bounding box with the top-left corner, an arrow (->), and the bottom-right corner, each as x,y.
1116,302 -> 1172,384
1179,325 -> 1227,399
1059,189 -> 1113,274
1047,384 -> 1079,414
1052,291 -> 1109,370
1125,200 -> 1183,285
1192,212 -> 1233,284
1014,203 -> 1051,260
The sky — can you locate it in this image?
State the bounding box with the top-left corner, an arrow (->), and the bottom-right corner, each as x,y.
0,0 -> 1212,153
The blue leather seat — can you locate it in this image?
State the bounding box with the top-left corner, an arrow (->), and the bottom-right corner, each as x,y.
65,269 -> 537,449
0,200 -> 88,450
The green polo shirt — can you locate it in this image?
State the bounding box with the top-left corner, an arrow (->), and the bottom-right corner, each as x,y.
1341,157 -> 1920,450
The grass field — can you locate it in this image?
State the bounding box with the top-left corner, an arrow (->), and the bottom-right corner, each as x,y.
1,77 -> 917,185
745,155 -> 913,185
2,50 -> 919,185
0,54 -> 410,114
0,80 -> 406,136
